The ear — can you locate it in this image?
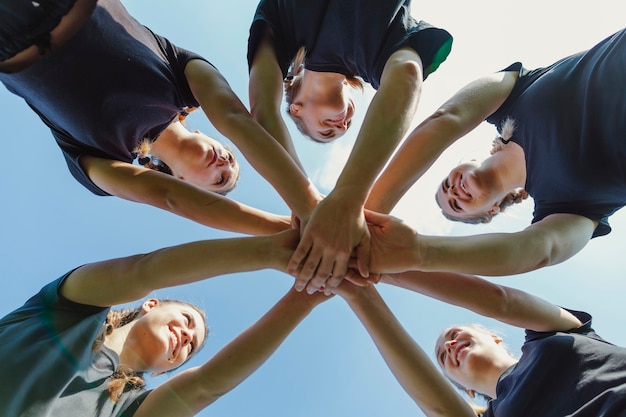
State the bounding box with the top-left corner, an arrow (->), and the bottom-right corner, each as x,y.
487,205 -> 500,215
465,388 -> 477,398
289,103 -> 302,115
141,298 -> 160,313
492,334 -> 504,344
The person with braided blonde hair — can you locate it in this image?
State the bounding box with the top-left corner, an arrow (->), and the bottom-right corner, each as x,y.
0,0 -> 321,236
247,0 -> 452,294
356,28 -> 626,280
0,230 -> 332,417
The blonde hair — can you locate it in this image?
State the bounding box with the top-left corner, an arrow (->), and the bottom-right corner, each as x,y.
93,300 -> 207,403
284,46 -> 363,141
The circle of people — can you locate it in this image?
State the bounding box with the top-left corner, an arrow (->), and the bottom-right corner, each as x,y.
1,0 -> 625,416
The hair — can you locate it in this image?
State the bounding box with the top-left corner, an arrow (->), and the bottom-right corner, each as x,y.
283,46 -> 364,141
92,299 -> 208,403
435,324 -> 516,415
438,117 -> 528,224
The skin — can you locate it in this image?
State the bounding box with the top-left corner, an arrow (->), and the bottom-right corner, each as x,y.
288,70 -> 355,142
6,10 -> 319,236
288,47 -> 425,293
248,26 -> 427,291
336,261 -> 583,415
52,230 -> 332,417
147,121 -> 239,194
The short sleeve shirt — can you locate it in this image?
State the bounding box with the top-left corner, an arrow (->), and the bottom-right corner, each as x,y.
247,0 -> 453,88
482,309 -> 626,416
0,273 -> 149,417
0,0 -> 209,196
486,29 -> 626,237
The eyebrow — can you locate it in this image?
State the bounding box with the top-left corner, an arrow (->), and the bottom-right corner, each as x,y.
186,312 -> 200,353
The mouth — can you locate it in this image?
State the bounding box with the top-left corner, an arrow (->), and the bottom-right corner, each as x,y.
169,325 -> 180,358
207,148 -> 217,167
454,341 -> 469,365
458,176 -> 472,199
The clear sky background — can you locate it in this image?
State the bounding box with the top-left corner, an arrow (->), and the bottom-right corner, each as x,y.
0,1 -> 624,416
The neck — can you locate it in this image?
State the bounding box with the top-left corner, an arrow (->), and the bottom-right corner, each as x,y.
478,141 -> 526,195
149,120 -> 187,163
104,323 -> 144,371
479,356 -> 518,399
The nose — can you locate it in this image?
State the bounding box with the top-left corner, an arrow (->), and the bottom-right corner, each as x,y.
180,329 -> 191,347
445,339 -> 457,353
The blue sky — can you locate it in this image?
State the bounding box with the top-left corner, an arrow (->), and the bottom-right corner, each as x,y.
1,1 -> 624,416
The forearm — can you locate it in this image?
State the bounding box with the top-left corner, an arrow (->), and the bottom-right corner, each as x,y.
216,111 -> 320,216
334,54 -> 423,205
184,289 -> 321,408
381,272 -> 582,331
415,216 -> 594,276
63,232 -> 298,306
343,286 -> 474,417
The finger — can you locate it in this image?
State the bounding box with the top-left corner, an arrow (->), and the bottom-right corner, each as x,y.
307,274 -> 331,295
363,209 -> 390,226
344,270 -> 369,287
356,231 -> 371,278
287,236 -> 313,276
294,245 -> 324,292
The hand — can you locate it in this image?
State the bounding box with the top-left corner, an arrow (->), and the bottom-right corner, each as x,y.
267,229 -> 301,272
364,210 -> 420,274
287,194 -> 371,294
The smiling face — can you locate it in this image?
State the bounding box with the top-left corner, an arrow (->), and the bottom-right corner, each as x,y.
435,325 -> 503,390
130,300 -> 207,373
289,79 -> 355,142
435,163 -> 501,221
175,131 -> 239,193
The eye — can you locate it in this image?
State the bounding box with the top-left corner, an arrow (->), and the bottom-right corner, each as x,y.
215,176 -> 224,186
184,313 -> 191,325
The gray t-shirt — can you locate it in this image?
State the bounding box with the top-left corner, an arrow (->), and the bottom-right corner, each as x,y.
0,272 -> 149,417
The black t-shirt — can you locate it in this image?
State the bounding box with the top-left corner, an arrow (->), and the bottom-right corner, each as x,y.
487,29 -> 626,237
482,309 -> 626,416
247,0 -> 453,88
0,0 -> 210,195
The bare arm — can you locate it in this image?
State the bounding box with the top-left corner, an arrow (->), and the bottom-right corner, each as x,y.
380,272 -> 582,332
367,71 -> 518,214
81,156 -> 291,235
336,284 -> 475,417
133,288 -> 329,417
365,210 -> 597,277
289,48 -> 425,291
185,59 -> 321,220
248,28 -> 306,170
60,230 -> 299,307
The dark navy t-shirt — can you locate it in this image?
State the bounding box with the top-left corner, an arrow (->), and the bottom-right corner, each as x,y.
247,0 -> 453,88
0,273 -> 149,416
0,0 -> 209,196
487,29 -> 626,238
482,310 -> 626,416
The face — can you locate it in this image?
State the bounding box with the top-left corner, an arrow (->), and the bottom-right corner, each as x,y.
131,300 -> 207,373
435,326 -> 502,389
176,131 -> 239,193
435,163 -> 500,220
290,82 -> 355,142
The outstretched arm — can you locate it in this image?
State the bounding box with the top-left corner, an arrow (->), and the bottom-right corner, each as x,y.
380,271 -> 582,332
81,156 -> 291,235
185,59 -> 321,221
365,210 -> 597,277
60,230 -> 299,307
367,71 -> 518,214
248,28 -> 306,171
288,48 -> 425,292
335,284 -> 475,417
133,287 -> 329,417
